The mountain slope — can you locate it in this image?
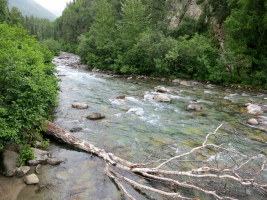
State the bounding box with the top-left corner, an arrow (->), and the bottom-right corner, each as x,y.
8,0 -> 57,21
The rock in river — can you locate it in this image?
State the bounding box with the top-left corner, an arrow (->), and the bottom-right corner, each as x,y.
47,158 -> 64,166
87,112 -> 105,120
155,86 -> 168,93
24,174 -> 39,185
1,150 -> 19,177
27,148 -> 49,166
72,103 -> 89,109
153,95 -> 172,103
187,104 -> 203,111
16,166 -> 31,178
115,95 -> 126,99
247,118 -> 259,125
70,127 -> 83,132
246,104 -> 263,115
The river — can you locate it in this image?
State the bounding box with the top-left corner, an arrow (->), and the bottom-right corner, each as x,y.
16,52 -> 266,200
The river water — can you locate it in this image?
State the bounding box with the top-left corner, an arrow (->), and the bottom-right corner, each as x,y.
17,53 -> 267,200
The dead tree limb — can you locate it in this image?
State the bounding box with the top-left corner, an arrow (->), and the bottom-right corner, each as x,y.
44,121 -> 267,199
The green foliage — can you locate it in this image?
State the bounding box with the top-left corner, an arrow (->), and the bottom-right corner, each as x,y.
165,34 -> 219,79
55,0 -> 267,89
41,38 -> 61,56
0,0 -> 9,23
0,24 -> 58,150
19,144 -> 34,165
9,7 -> 24,25
223,0 -> 267,88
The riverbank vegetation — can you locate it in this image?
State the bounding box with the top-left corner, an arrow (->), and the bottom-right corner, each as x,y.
2,0 -> 267,89
53,0 -> 266,89
0,0 -> 58,162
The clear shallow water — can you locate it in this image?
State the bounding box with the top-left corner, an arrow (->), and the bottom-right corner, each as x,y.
17,53 -> 267,200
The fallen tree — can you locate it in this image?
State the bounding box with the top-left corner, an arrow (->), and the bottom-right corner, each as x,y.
44,122 -> 267,200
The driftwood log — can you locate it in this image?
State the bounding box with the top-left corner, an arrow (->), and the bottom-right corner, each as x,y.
44,122 -> 267,200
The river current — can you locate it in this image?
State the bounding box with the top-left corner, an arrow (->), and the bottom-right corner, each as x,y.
16,53 -> 267,200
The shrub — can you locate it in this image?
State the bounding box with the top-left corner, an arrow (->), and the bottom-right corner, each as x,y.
0,24 -> 58,160
41,38 -> 61,56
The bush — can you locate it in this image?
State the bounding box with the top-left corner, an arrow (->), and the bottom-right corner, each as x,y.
165,34 -> 219,79
41,38 -> 61,56
0,24 -> 58,160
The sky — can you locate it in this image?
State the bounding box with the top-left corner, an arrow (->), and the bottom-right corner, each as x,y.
34,0 -> 72,16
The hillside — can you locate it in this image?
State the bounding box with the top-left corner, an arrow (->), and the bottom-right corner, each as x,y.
8,0 -> 57,21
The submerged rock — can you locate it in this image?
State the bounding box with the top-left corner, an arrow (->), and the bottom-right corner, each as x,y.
16,166 -> 30,178
187,104 -> 203,111
24,174 -> 39,185
247,118 -> 259,125
246,104 -> 263,115
153,95 -> 172,103
72,103 -> 89,109
87,112 -> 105,120
70,127 -> 83,132
1,150 -> 19,177
47,158 -> 64,166
115,95 -> 126,99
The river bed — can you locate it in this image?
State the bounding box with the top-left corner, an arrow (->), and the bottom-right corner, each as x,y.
14,52 -> 267,200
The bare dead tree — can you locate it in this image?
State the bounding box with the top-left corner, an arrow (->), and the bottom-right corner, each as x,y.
44,122 -> 267,200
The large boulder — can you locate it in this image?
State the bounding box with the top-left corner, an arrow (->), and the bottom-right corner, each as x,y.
24,174 -> 39,185
1,150 -> 19,177
187,104 -> 203,111
87,112 -> 105,120
246,104 -> 263,115
153,95 -> 172,103
72,103 -> 89,109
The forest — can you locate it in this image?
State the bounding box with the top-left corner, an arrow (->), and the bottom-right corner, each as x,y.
49,0 -> 266,89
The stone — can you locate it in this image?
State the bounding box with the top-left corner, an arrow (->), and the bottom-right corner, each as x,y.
35,164 -> 41,175
246,104 -> 263,115
155,86 -> 168,93
127,76 -> 133,80
92,67 -> 100,72
187,104 -> 203,111
180,80 -> 192,87
70,127 -> 83,132
1,150 -> 19,177
47,158 -> 64,166
34,141 -> 43,148
16,166 -> 31,177
261,105 -> 267,112
153,95 -> 172,103
72,103 -> 89,109
27,148 -> 49,166
115,95 -> 126,99
247,118 -> 259,125
87,112 -> 105,120
172,79 -> 181,83
24,174 -> 39,185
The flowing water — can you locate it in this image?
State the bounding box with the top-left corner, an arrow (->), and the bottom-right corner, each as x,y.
17,53 -> 267,200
